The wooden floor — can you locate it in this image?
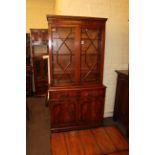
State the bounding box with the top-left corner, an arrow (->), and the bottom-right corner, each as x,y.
51,126 -> 129,155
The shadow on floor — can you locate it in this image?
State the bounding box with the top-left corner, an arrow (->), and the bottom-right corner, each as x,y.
26,97 -> 51,155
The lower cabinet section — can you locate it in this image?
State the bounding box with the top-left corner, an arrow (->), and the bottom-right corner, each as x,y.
49,85 -> 106,132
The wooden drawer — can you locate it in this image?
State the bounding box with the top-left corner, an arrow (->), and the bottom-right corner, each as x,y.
80,89 -> 105,98
50,91 -> 78,100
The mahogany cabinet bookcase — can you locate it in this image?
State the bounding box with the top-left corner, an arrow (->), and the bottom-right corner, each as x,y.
46,15 -> 107,132
30,29 -> 48,94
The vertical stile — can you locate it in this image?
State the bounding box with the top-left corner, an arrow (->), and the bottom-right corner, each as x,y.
48,22 -> 53,86
75,26 -> 81,84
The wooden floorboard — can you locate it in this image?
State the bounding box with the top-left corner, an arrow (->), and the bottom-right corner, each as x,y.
51,133 -> 68,155
91,127 -> 116,154
51,126 -> 129,155
64,131 -> 85,155
104,126 -> 129,151
78,129 -> 102,155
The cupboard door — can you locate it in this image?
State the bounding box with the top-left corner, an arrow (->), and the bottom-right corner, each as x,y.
79,97 -> 104,124
80,28 -> 102,83
51,27 -> 76,85
50,99 -> 77,127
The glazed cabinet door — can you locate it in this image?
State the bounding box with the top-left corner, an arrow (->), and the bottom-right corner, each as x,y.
50,99 -> 77,128
50,27 -> 78,85
49,25 -> 105,86
80,27 -> 103,84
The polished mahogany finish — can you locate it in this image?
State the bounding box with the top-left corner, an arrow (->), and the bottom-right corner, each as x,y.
47,15 -> 107,132
113,70 -> 129,136
30,29 -> 48,94
49,85 -> 106,132
51,126 -> 129,155
26,33 -> 31,65
26,33 -> 33,95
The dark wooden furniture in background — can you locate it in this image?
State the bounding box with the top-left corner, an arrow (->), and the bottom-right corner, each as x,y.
30,29 -> 48,95
47,15 -> 107,132
26,33 -> 33,95
113,70 -> 129,136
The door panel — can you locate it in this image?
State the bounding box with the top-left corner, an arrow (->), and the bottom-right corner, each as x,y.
79,97 -> 104,124
50,99 -> 77,127
80,28 -> 102,83
51,27 -> 76,85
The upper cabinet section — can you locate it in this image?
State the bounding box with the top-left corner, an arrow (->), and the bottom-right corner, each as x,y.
30,29 -> 48,45
47,15 -> 107,27
30,29 -> 48,57
47,15 -> 107,86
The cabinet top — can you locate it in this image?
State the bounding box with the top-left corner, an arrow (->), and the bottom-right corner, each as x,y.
116,70 -> 129,76
47,15 -> 108,22
30,29 -> 48,32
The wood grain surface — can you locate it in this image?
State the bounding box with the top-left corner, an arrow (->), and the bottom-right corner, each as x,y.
51,126 -> 129,155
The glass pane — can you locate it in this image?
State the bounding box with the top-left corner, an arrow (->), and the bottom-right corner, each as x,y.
52,28 -> 74,39
33,45 -> 48,56
81,28 -> 101,83
51,27 -> 75,85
